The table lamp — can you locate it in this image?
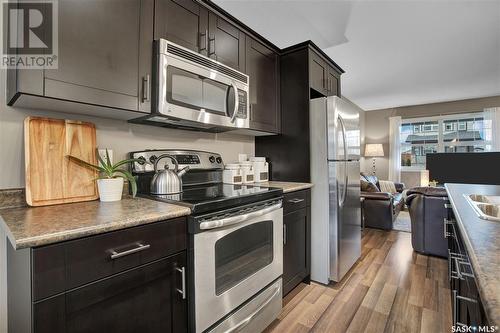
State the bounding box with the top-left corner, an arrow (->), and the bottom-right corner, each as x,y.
365,144 -> 384,175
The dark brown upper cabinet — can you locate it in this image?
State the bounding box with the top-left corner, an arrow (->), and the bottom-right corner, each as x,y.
154,0 -> 209,56
208,13 -> 245,71
7,0 -> 152,118
309,51 -> 329,96
327,66 -> 341,97
245,36 -> 280,134
44,0 -> 147,111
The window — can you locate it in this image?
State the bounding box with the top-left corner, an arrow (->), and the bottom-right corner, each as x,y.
400,113 -> 492,169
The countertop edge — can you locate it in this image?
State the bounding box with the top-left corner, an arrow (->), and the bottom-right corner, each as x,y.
445,184 -> 498,326
0,207 -> 192,250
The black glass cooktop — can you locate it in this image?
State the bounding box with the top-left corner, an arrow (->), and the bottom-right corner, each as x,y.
142,183 -> 283,214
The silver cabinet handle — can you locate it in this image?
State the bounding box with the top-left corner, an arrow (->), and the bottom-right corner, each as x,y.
444,203 -> 452,209
288,198 -> 305,203
443,218 -> 454,239
452,290 -> 457,326
142,75 -> 150,103
283,224 -> 287,245
223,283 -> 281,333
200,202 -> 282,230
199,29 -> 208,51
176,266 -> 186,300
453,289 -> 478,326
208,36 -> 216,56
110,243 -> 150,260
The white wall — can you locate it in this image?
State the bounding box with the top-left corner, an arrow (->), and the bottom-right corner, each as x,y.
0,70 -> 255,189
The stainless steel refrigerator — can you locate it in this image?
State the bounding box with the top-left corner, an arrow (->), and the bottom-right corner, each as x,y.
310,96 -> 361,284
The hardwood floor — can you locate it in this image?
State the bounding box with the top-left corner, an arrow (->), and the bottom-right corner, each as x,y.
266,228 -> 452,333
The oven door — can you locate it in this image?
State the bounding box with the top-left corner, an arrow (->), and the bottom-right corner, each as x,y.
157,41 -> 249,129
193,203 -> 283,333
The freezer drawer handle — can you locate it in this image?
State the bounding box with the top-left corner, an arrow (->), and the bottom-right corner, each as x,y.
222,283 -> 281,333
288,198 -> 305,203
109,243 -> 150,260
199,202 -> 282,230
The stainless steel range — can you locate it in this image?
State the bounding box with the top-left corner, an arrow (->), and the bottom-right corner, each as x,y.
130,150 -> 283,333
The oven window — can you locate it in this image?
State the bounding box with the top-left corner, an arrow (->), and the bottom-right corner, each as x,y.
215,221 -> 273,295
167,66 -> 235,115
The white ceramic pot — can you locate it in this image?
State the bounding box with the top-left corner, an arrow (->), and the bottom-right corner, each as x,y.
97,178 -> 124,202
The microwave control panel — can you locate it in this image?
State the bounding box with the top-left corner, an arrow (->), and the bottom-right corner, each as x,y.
236,89 -> 248,119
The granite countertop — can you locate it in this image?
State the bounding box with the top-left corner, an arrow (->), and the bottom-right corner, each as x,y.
259,181 -> 313,193
445,183 -> 500,326
0,197 -> 191,250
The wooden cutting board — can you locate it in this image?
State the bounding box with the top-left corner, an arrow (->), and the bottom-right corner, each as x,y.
25,117 -> 99,206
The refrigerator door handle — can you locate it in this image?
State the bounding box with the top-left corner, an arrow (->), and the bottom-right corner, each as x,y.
338,115 -> 348,206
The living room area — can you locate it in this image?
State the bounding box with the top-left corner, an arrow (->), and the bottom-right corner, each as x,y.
360,95 -> 500,256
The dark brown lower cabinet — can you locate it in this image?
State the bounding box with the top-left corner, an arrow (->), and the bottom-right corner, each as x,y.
33,252 -> 187,333
282,190 -> 311,296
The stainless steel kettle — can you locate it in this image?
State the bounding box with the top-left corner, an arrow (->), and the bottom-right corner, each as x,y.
150,154 -> 189,195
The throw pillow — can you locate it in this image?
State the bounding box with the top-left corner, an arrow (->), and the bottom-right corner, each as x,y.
361,178 -> 379,192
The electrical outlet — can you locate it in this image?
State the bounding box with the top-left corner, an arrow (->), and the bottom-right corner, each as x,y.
98,149 -> 113,167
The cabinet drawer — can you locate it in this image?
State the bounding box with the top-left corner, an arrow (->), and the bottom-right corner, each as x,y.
33,217 -> 187,301
283,190 -> 310,214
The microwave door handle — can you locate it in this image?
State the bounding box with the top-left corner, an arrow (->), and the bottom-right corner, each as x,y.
199,202 -> 282,230
229,82 -> 239,123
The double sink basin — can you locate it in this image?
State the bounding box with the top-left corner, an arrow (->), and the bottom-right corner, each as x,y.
465,194 -> 500,222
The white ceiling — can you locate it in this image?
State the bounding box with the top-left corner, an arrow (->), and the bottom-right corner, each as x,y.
214,0 -> 500,110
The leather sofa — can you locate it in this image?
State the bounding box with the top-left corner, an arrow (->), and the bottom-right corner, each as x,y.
360,173 -> 405,230
406,187 -> 449,258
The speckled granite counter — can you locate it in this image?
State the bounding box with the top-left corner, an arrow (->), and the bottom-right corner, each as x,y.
259,181 -> 313,193
0,197 -> 191,250
445,183 -> 500,326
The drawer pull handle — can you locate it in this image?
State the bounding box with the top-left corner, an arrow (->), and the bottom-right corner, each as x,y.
176,266 -> 186,300
288,198 -> 305,203
110,243 -> 150,260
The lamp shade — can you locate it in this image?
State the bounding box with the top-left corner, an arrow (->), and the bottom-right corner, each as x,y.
365,143 -> 384,157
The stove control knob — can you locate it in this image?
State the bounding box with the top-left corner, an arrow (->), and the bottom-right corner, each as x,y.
216,157 -> 222,164
209,156 -> 215,163
137,156 -> 146,165
149,155 -> 157,163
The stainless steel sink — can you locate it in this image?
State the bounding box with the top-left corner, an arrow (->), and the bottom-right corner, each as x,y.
476,204 -> 500,219
465,194 -> 500,222
468,194 -> 500,205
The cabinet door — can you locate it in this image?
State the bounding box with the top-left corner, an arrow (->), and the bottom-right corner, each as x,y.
208,13 -> 245,71
155,0 -> 209,55
309,51 -> 328,95
283,208 -> 310,296
327,67 -> 340,97
44,0 -> 142,111
246,37 -> 280,133
138,0 -> 154,112
33,252 -> 188,333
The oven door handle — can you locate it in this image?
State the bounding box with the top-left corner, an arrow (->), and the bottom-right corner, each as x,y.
199,202 -> 282,230
222,283 -> 281,333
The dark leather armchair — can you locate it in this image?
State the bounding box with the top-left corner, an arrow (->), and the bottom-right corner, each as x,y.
360,173 -> 405,230
406,187 -> 449,258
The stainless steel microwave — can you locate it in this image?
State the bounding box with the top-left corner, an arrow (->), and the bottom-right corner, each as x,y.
132,39 -> 250,132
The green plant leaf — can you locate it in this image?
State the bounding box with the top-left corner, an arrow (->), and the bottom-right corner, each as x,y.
112,158 -> 149,170
114,169 -> 137,197
105,149 -> 113,169
95,152 -> 112,177
67,155 -> 103,173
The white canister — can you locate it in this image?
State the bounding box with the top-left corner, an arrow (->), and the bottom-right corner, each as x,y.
250,157 -> 269,183
239,162 -> 254,184
223,163 -> 243,184
238,153 -> 248,163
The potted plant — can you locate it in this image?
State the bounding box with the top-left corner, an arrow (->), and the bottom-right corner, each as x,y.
67,149 -> 144,202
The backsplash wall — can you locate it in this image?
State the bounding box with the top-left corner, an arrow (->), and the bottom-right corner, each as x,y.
0,70 -> 254,189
